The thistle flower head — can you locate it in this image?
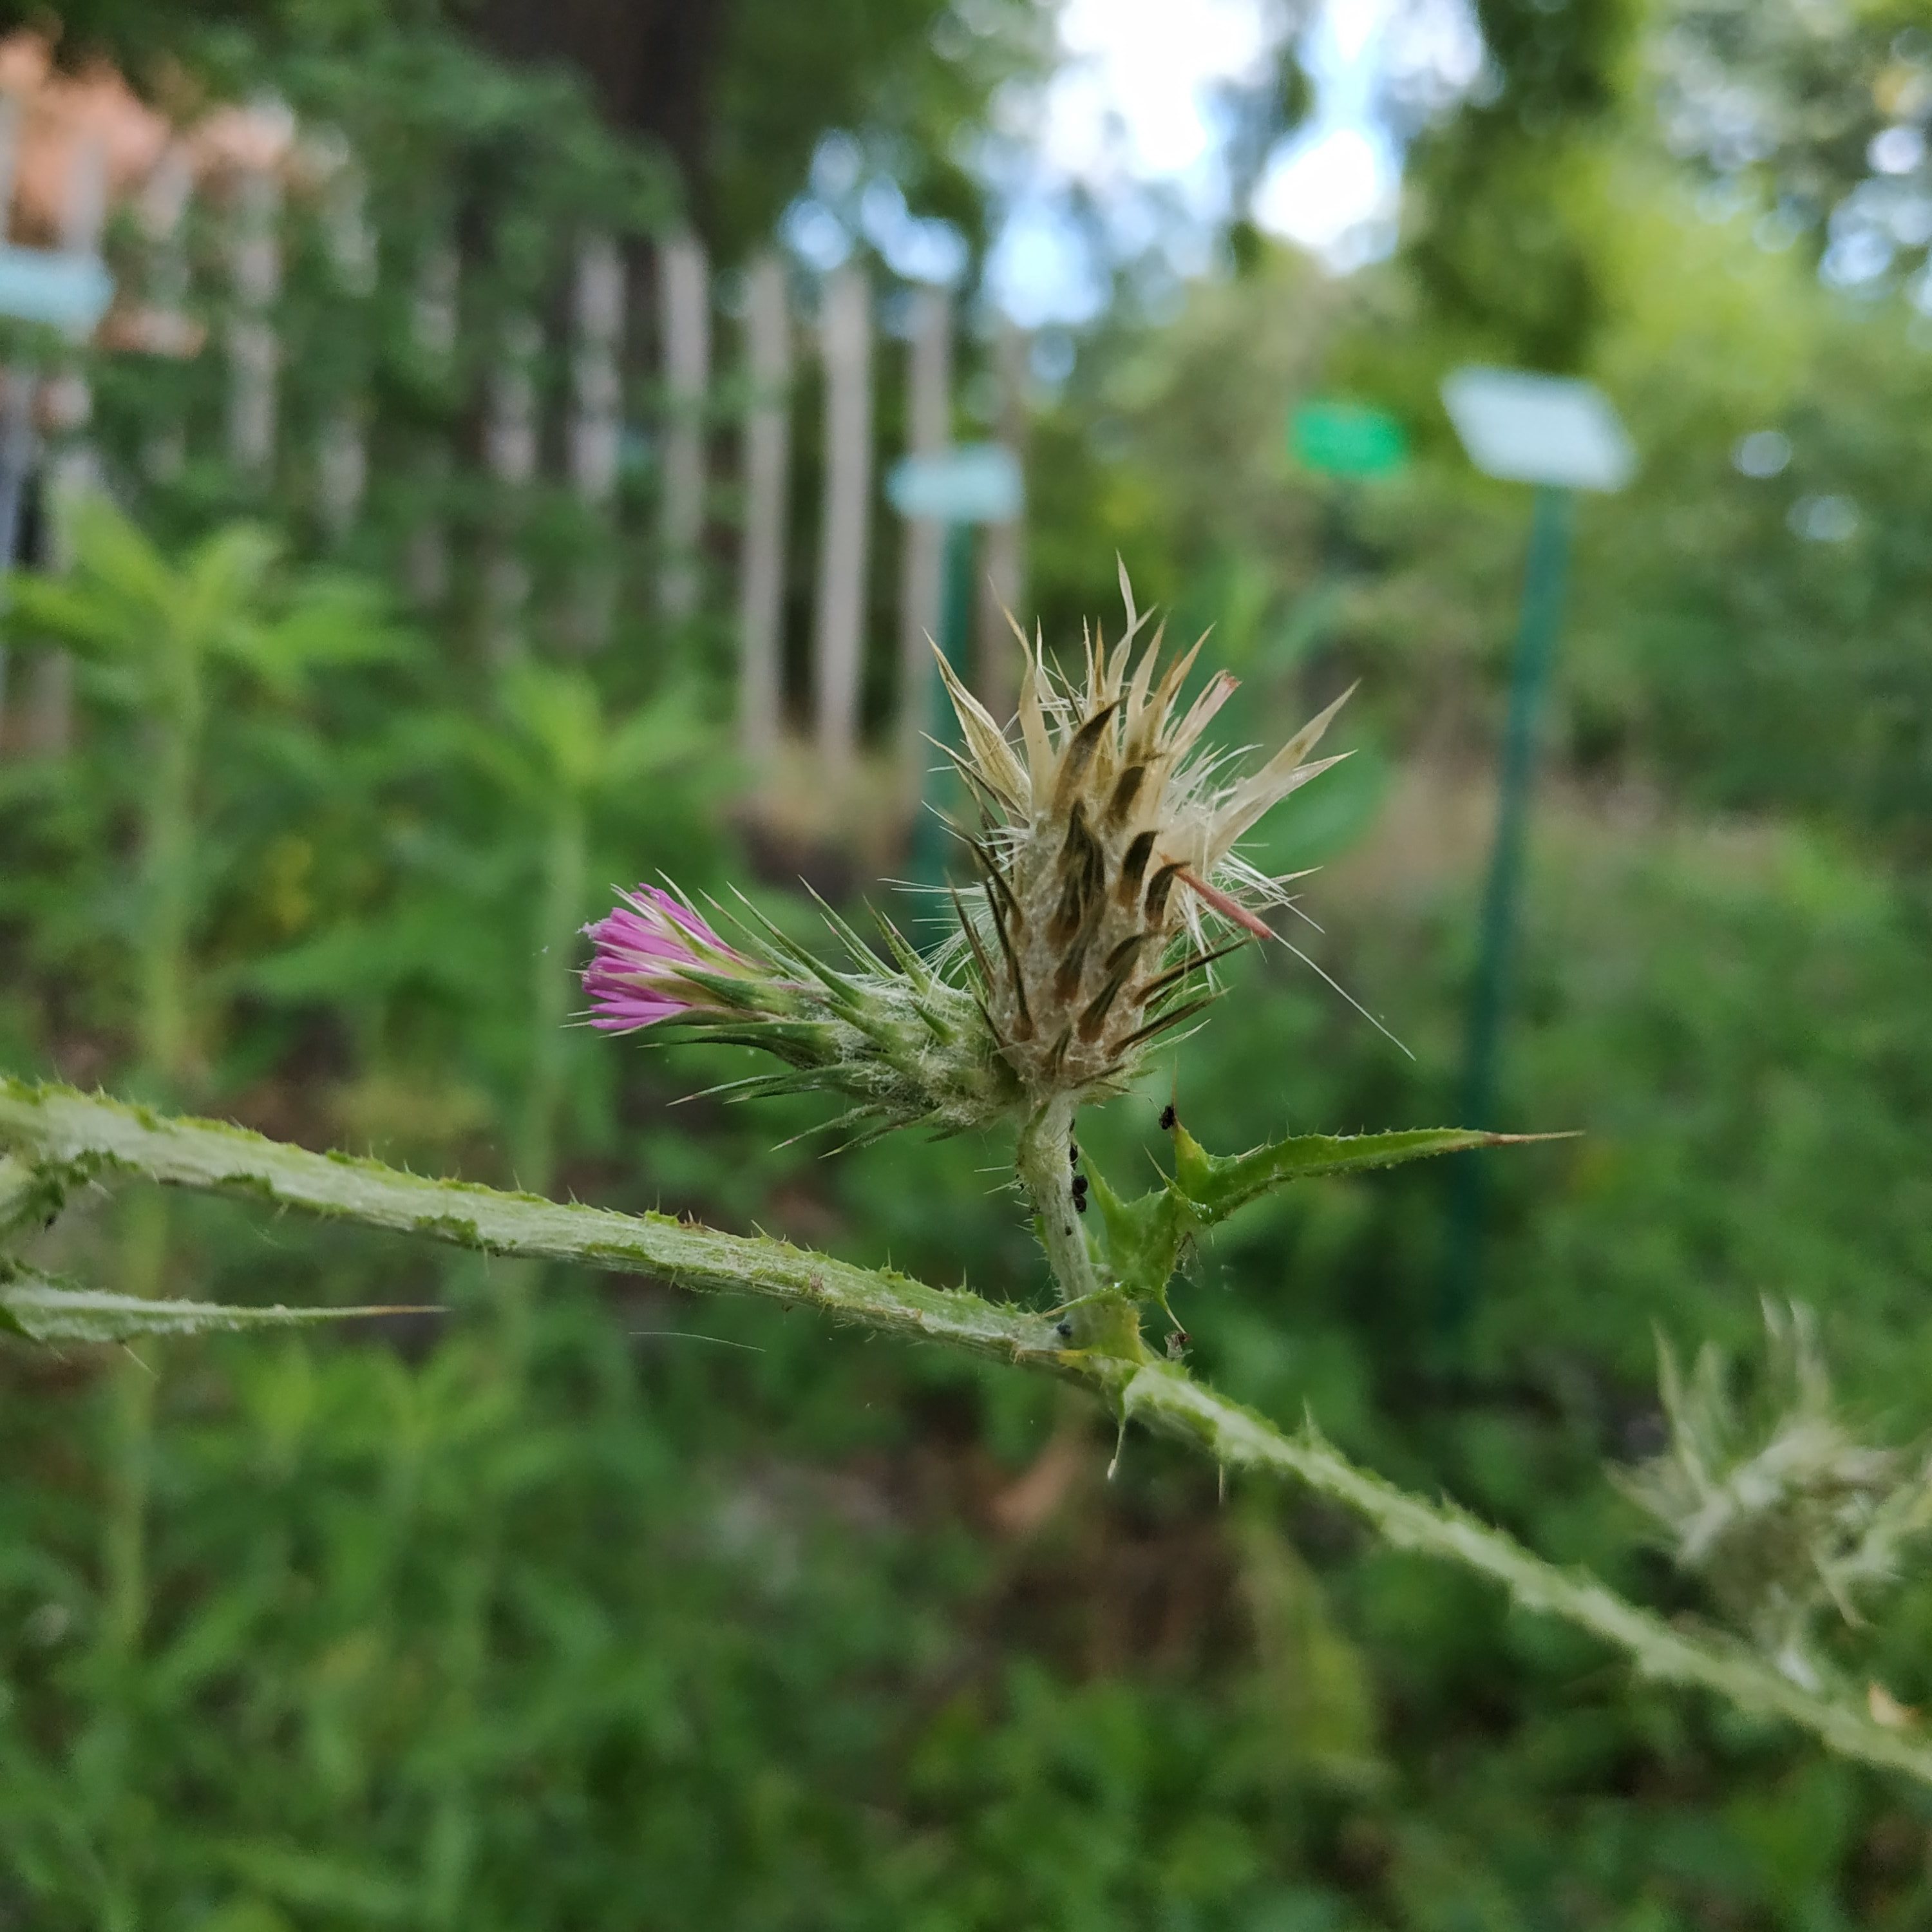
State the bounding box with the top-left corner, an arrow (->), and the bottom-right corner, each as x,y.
582,886 -> 759,1030
583,883 -> 1019,1144
935,565 -> 1350,1100
1620,1302 -> 1932,1686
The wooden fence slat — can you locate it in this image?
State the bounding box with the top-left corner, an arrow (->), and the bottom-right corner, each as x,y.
226,163 -> 282,477
482,312 -> 540,665
137,142 -> 193,480
316,412 -> 364,543
413,243 -> 459,359
26,131 -> 109,757
317,141 -> 374,542
897,284 -> 952,776
404,242 -> 458,606
0,90 -> 17,214
571,235 -> 623,505
0,367 -> 33,748
656,233 -> 709,620
737,251 -> 790,757
0,93 -> 24,750
976,317 -> 1030,718
568,232 -> 624,649
812,263 -> 873,771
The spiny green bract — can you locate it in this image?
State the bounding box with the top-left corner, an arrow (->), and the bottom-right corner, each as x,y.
613,892 -> 1025,1147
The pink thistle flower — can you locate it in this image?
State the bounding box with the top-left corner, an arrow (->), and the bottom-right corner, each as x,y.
581,885 -> 755,1032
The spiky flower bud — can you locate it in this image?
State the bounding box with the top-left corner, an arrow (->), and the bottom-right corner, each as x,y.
936,566 -> 1350,1102
1620,1302 -> 1932,1687
583,887 -> 764,1030
583,885 -> 1019,1144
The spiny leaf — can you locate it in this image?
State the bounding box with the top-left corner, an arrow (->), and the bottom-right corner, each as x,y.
0,1274 -> 432,1345
1173,1123 -> 1571,1224
0,1156 -> 66,1243
1085,1163 -> 1189,1306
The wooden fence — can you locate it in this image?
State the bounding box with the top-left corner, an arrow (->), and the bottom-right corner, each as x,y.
0,101 -> 1031,828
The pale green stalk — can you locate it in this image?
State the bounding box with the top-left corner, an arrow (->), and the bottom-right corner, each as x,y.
134,643 -> 202,1090
6,1075 -> 1932,1788
1016,1093 -> 1142,1356
426,796 -> 587,1923
104,607 -> 206,1645
99,615 -> 204,1920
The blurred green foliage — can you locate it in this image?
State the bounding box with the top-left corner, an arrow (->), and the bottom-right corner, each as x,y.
5,0 -> 1932,1924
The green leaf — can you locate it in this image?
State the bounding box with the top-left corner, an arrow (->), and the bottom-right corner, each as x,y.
1084,1124 -> 1565,1311
500,662 -> 605,797
601,685 -> 710,788
219,575 -> 416,696
0,1156 -> 65,1243
1171,1121 -> 1567,1224
180,520 -> 282,645
213,1841 -> 416,1920
0,1274 -> 431,1345
3,573 -> 140,659
62,495 -> 181,622
1086,1166 -> 1190,1307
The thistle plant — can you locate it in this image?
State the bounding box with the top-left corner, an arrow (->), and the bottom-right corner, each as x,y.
1622,1301 -> 1932,1692
579,577 -> 1367,1351
9,581 -> 1932,1795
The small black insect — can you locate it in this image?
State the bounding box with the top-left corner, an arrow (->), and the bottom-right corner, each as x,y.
1071,1173 -> 1088,1200
1073,1193 -> 1087,1215
1159,1103 -> 1177,1131
1068,1139 -> 1079,1166
1054,1318 -> 1074,1340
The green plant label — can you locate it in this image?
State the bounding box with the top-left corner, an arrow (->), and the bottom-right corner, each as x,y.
1288,399 -> 1408,478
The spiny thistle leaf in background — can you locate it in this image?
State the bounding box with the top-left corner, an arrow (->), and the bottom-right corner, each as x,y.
934,564 -> 1354,1103
0,1269 -> 431,1345
582,885 -> 1021,1145
1619,1300 -> 1932,1689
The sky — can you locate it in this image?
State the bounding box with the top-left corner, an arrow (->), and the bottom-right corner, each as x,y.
984,0 -> 1484,323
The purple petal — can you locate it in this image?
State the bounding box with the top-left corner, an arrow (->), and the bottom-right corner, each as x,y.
612,884 -> 738,959
584,907 -> 688,967
581,883 -> 760,1034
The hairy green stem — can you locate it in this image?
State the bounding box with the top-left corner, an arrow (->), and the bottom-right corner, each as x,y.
1017,1095 -> 1091,1296
1016,1094 -> 1144,1355
6,1075 -> 1932,1788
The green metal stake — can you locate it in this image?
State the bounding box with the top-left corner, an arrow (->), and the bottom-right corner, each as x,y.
1441,483 -> 1573,1333
911,519 -> 978,890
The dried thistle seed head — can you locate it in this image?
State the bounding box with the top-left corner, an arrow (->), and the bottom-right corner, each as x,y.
1618,1302 -> 1932,1686
935,564 -> 1351,1101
